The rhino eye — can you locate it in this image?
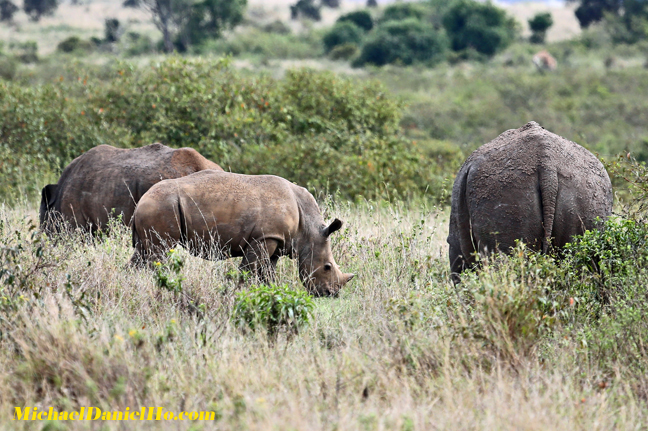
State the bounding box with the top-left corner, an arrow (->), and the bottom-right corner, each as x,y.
324,263 -> 332,271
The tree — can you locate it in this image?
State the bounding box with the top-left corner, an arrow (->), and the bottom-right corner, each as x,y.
337,10 -> 373,32
323,21 -> 363,53
367,0 -> 377,7
442,0 -> 518,57
566,0 -> 620,28
23,0 -> 58,21
0,0 -> 18,21
290,0 -> 320,21
354,18 -> 448,67
528,12 -> 553,44
140,0 -> 245,52
178,0 -> 246,50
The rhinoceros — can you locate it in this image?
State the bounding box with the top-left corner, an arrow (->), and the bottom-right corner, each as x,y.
40,143 -> 223,233
130,170 -> 354,297
447,121 -> 613,281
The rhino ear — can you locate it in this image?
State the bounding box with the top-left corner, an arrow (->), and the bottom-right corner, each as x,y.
323,219 -> 343,237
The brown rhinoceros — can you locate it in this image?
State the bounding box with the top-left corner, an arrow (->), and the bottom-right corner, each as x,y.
40,143 -> 223,233
447,121 -> 613,281
130,170 -> 354,297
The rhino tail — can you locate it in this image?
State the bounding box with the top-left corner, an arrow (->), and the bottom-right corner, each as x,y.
538,166 -> 558,253
450,165 -> 476,277
39,184 -> 58,231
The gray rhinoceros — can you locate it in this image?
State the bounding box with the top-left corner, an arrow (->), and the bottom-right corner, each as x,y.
40,143 -> 223,233
447,121 -> 613,281
130,170 -> 354,297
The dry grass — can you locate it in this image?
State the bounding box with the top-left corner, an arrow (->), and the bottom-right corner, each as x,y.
0,199 -> 646,430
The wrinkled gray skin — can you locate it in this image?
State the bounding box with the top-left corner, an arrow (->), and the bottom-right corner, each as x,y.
40,143 -> 223,234
448,121 -> 613,282
130,170 -> 354,297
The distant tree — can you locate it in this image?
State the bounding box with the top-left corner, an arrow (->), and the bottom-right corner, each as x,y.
442,0 -> 518,57
177,0 -> 246,50
104,18 -> 122,43
367,0 -> 377,7
528,12 -> 553,43
337,10 -> 373,32
0,0 -> 18,21
123,0 -> 140,7
321,0 -> 339,8
23,0 -> 58,21
290,0 -> 320,21
380,3 -> 426,23
566,0 -> 620,28
140,0 -> 245,52
355,18 -> 448,67
323,21 -> 363,53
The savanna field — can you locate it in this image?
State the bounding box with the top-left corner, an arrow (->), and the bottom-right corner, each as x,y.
3,0 -> 648,429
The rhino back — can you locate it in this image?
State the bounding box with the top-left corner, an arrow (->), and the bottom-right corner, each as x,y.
144,171 -> 301,256
55,143 -> 219,229
451,121 -> 612,255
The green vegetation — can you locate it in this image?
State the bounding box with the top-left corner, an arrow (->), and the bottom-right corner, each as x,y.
354,18 -> 448,67
232,283 -> 314,337
528,12 -> 553,44
0,57 -> 454,203
323,21 -> 364,53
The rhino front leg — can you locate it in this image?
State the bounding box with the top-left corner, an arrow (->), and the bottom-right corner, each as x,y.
239,239 -> 280,286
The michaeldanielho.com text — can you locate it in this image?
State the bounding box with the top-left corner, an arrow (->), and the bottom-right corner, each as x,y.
14,407 -> 218,421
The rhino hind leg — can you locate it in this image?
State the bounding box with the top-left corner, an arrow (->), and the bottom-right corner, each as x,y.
239,239 -> 280,286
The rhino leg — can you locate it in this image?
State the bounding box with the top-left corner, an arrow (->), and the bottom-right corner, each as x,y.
239,239 -> 280,285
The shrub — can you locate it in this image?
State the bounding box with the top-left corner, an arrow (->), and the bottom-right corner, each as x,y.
329,43 -> 358,60
232,284 -> 314,337
0,55 -> 17,80
23,0 -> 58,21
262,19 -> 291,35
0,0 -> 18,21
355,18 -> 449,67
442,0 -> 518,57
1,58 -> 455,202
380,3 -> 427,23
290,0 -> 320,21
122,31 -> 154,56
56,36 -> 93,53
323,21 -> 364,53
154,249 -> 185,293
104,18 -> 121,43
337,10 -> 373,32
528,12 -> 553,44
565,217 -> 648,279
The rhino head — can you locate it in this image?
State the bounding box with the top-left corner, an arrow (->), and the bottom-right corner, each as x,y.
298,218 -> 354,297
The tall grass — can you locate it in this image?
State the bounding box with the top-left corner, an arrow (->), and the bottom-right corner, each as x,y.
1,196 -> 647,429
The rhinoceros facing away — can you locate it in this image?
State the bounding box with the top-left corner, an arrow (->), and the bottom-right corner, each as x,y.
447,121 -> 613,281
40,143 -> 223,233
130,170 -> 354,297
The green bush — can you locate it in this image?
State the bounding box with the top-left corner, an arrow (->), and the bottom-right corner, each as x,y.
154,249 -> 185,293
380,3 -> 427,23
1,58 -> 452,202
56,36 -> 93,53
323,21 -> 364,53
337,10 -> 373,32
328,43 -> 358,60
528,12 -> 553,44
0,55 -> 17,80
232,284 -> 314,337
122,32 -> 154,56
355,18 -> 448,67
565,217 -> 648,279
442,0 -> 518,57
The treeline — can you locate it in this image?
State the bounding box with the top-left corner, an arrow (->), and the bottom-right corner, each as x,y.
0,57 -> 462,203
